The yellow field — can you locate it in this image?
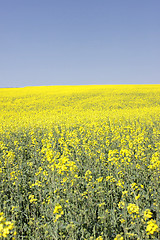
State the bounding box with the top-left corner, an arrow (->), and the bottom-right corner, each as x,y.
0,84 -> 160,131
0,85 -> 159,239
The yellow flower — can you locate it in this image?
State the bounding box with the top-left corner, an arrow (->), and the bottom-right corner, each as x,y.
53,204 -> 64,222
96,236 -> 103,240
0,212 -> 14,238
85,170 -> 92,181
114,234 -> 124,240
122,190 -> 128,197
148,152 -> 160,170
53,204 -> 63,214
135,194 -> 140,200
143,209 -> 152,221
99,202 -> 105,207
120,219 -> 126,223
105,209 -> 109,213
118,201 -> 125,209
117,180 -> 124,188
96,177 -> 103,183
146,219 -> 158,235
2,227 -> 10,238
0,223 -> 3,232
127,203 -> 139,214
28,194 -> 37,203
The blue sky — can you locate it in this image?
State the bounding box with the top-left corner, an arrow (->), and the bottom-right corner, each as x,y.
0,0 -> 160,87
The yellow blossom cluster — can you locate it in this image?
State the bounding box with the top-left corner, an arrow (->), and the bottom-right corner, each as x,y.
146,219 -> 159,235
0,212 -> 16,238
53,204 -> 64,222
127,203 -> 139,215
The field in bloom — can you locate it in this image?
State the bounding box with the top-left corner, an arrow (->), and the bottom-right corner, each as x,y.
0,85 -> 160,239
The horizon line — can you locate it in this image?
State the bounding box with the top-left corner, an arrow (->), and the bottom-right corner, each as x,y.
0,83 -> 160,89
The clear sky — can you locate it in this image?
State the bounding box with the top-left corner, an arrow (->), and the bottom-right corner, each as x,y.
0,0 -> 160,87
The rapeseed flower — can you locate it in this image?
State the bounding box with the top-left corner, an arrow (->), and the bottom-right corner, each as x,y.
143,209 -> 152,221
146,219 -> 158,235
53,204 -> 64,222
127,203 -> 139,214
96,236 -> 103,240
0,212 -> 15,238
114,234 -> 123,240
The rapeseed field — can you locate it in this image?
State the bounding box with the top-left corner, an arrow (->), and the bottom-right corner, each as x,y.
0,85 -> 159,239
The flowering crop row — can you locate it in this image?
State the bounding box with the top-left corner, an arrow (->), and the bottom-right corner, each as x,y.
0,85 -> 159,239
